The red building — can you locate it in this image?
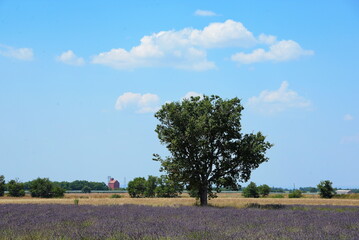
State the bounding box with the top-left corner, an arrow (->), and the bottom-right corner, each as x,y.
108,178 -> 120,190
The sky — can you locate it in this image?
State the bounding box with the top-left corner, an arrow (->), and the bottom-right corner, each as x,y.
1,0 -> 358,188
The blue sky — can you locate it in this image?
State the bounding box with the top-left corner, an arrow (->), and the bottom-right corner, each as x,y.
1,1 -> 358,188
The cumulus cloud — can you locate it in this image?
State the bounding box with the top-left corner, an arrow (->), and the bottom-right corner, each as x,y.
231,40 -> 314,64
247,81 -> 311,114
182,91 -> 203,100
92,20 -> 256,70
0,44 -> 34,61
344,114 -> 354,121
91,20 -> 313,70
56,50 -> 85,66
115,92 -> 160,113
194,10 -> 218,17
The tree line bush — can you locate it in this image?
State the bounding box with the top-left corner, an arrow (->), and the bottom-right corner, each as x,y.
22,180 -> 108,191
0,175 -> 65,198
242,182 -> 271,198
127,175 -> 183,198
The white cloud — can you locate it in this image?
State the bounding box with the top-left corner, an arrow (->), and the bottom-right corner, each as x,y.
231,40 -> 314,64
115,92 -> 160,113
344,114 -> 354,121
91,20 -> 313,70
0,44 -> 34,61
182,91 -> 203,100
92,20 -> 256,70
247,81 -> 311,114
56,50 -> 85,66
194,10 -> 218,17
258,34 -> 277,45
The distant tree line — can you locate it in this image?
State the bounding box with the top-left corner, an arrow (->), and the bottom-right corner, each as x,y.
0,175 -> 108,198
127,176 -> 183,198
51,180 -> 108,191
22,180 -> 108,191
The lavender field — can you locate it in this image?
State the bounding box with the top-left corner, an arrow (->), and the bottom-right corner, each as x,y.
1,204 -> 358,240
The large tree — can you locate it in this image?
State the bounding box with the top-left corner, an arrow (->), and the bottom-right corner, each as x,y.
154,95 -> 272,206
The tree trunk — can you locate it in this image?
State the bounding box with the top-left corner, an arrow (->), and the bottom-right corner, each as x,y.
199,187 -> 208,206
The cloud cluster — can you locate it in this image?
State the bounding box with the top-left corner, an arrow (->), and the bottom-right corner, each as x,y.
231,40 -> 314,64
115,91 -> 204,114
56,50 -> 85,66
247,81 -> 311,114
92,20 -> 313,70
115,92 -> 160,113
0,44 -> 34,61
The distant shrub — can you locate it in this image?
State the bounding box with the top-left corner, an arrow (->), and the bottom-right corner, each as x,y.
0,175 -> 5,197
317,180 -> 335,199
7,180 -> 25,197
52,185 -> 66,198
128,177 -> 147,198
30,178 -> 65,198
81,186 -> 91,193
110,194 -> 121,198
242,182 -> 259,198
288,190 -> 302,198
74,199 -> 79,205
258,184 -> 271,197
270,194 -> 285,198
155,175 -> 183,198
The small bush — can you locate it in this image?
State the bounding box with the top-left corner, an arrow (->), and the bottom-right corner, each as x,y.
288,190 -> 302,198
317,180 -> 335,199
81,186 -> 91,193
30,178 -> 65,198
74,199 -> 79,205
0,175 -> 5,197
127,177 -> 147,198
110,194 -> 121,198
7,180 -> 25,197
258,184 -> 271,197
242,182 -> 259,198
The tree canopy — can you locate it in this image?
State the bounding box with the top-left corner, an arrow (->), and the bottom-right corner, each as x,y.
317,180 -> 335,199
154,95 -> 272,206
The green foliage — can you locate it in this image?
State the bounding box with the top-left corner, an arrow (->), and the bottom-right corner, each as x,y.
154,95 -> 272,206
128,176 -> 183,198
317,180 -> 335,199
0,175 -> 5,197
127,177 -> 147,198
30,178 -> 65,198
258,184 -> 271,197
288,190 -> 302,198
81,186 -> 91,193
155,175 -> 183,198
7,180 -> 25,197
74,199 -> 79,205
51,180 -> 108,191
52,185 -> 66,198
144,175 -> 157,197
110,194 -> 121,198
242,182 -> 259,198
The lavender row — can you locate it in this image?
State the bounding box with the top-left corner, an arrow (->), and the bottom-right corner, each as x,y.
0,204 -> 358,239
